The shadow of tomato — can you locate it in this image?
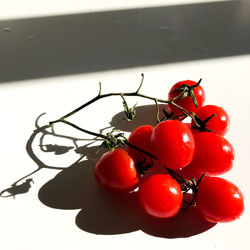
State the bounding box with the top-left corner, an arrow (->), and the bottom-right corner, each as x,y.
39,157 -> 215,237
37,105 -> 215,238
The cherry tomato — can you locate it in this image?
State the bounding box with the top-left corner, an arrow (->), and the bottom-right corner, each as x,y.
168,80 -> 205,116
185,132 -> 234,175
94,148 -> 139,191
127,125 -> 154,163
138,174 -> 183,218
191,105 -> 230,135
196,176 -> 244,223
151,120 -> 195,169
175,165 -> 203,181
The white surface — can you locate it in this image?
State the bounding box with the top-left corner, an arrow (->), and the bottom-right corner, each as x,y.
0,0 -> 229,19
0,1 -> 250,250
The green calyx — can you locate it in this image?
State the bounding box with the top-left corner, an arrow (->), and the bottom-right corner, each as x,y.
192,113 -> 217,133
121,93 -> 137,121
100,129 -> 126,150
171,79 -> 202,108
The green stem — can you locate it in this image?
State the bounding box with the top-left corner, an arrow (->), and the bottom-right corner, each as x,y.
49,75 -> 201,143
49,75 -> 171,126
123,140 -> 157,160
154,99 -> 160,124
50,91 -> 170,126
190,78 -> 202,90
55,119 -> 109,140
136,73 -> 145,94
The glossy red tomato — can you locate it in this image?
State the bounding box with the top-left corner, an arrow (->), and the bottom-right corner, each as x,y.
175,165 -> 203,181
151,120 -> 195,169
138,174 -> 183,218
127,125 -> 154,163
196,176 -> 244,223
94,149 -> 139,191
185,132 -> 234,175
191,105 -> 230,135
168,80 -> 205,116
183,122 -> 199,134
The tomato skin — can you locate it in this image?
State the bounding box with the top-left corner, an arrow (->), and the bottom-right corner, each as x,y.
168,80 -> 205,116
94,149 -> 139,191
138,174 -> 183,218
175,166 -> 203,181
191,105 -> 230,135
196,176 -> 244,223
151,120 -> 195,169
127,125 -> 154,163
185,132 -> 234,175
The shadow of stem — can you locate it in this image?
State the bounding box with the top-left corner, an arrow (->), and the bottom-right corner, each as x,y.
2,108 -> 216,237
0,115 -> 94,198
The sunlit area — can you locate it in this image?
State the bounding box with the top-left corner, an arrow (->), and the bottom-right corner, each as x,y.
0,1 -> 249,250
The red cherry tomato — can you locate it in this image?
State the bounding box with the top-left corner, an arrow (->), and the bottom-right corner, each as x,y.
151,120 -> 195,169
138,174 -> 183,218
191,105 -> 230,136
175,165 -> 203,181
168,80 -> 205,116
94,149 -> 139,191
127,125 -> 154,163
186,132 -> 234,175
196,176 -> 244,223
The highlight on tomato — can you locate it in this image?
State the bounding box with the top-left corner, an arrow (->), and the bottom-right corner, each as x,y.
94,148 -> 139,192
196,176 -> 244,223
168,80 -> 205,116
127,125 -> 154,164
138,174 -> 183,218
151,120 -> 195,169
185,132 -> 234,176
191,105 -> 230,135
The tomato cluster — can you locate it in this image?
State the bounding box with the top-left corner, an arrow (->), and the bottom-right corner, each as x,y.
94,80 -> 244,224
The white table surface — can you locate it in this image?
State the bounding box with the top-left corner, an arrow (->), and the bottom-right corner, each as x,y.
0,1 -> 250,250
